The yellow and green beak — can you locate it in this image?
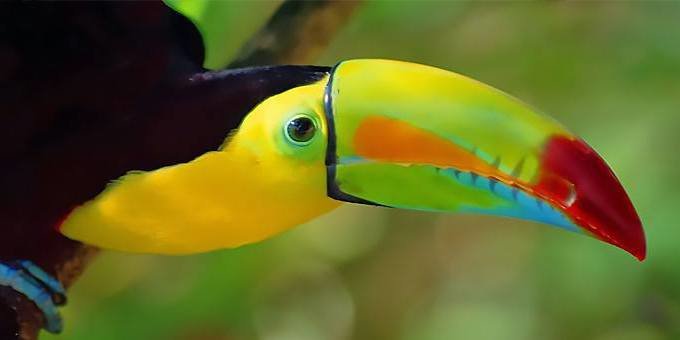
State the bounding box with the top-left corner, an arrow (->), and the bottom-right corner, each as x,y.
322,59 -> 645,260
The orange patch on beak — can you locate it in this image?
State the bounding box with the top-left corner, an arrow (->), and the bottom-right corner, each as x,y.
353,116 -> 506,180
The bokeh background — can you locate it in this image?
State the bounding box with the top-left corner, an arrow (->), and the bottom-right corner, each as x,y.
44,2 -> 680,339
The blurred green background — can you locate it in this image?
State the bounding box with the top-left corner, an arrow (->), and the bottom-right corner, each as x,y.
45,1 -> 680,339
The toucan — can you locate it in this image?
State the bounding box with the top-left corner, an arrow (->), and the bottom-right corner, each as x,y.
0,2 -> 645,335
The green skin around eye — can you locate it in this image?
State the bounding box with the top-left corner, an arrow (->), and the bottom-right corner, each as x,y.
277,113 -> 326,162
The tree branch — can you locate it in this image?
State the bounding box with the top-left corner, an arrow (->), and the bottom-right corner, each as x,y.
229,0 -> 361,68
0,247 -> 98,340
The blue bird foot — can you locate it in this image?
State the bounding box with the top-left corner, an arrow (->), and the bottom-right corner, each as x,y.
0,260 -> 66,333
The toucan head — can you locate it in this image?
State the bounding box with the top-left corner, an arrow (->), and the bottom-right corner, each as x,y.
233,59 -> 645,260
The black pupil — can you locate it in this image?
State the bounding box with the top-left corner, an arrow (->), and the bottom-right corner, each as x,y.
287,117 -> 315,143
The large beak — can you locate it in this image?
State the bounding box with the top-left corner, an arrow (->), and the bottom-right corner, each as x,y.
323,59 -> 646,260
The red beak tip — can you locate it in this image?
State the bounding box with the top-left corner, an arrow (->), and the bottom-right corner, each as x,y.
592,218 -> 646,262
627,240 -> 647,262
540,136 -> 647,263
603,221 -> 646,261
598,221 -> 646,261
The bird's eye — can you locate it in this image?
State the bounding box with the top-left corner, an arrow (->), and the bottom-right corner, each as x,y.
285,115 -> 317,145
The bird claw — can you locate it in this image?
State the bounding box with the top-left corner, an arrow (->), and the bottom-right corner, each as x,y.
0,260 -> 65,333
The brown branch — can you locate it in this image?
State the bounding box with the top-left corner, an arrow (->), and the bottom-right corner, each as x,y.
229,0 -> 361,68
1,287 -> 38,340
0,247 -> 98,340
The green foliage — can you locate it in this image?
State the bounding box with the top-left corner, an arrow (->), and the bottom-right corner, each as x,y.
164,0 -> 281,69
45,2 -> 680,339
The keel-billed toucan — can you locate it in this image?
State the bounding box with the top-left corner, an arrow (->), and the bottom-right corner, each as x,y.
59,59 -> 646,260
0,3 -> 645,335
